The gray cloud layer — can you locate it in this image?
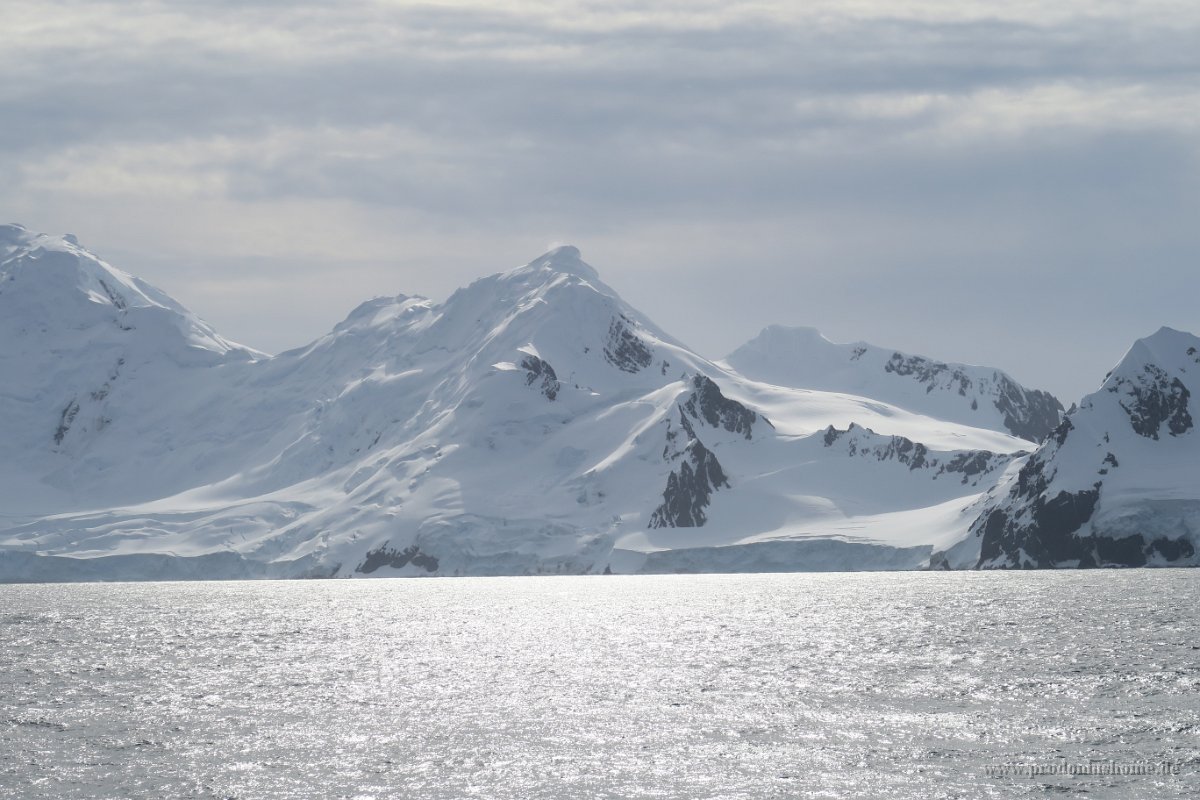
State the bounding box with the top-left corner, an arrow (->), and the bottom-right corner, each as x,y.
3,1 -> 1198,402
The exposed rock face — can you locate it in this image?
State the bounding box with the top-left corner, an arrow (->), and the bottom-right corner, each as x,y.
50,358 -> 124,449
681,375 -> 764,440
520,354 -> 560,401
972,462 -> 1190,569
53,400 -> 80,446
1110,364 -> 1193,440
885,353 -> 1062,442
356,544 -> 440,574
97,278 -> 128,311
993,377 -> 1064,443
955,328 -> 1200,569
941,451 -> 1004,481
646,376 -> 770,527
603,314 -> 654,373
649,412 -> 730,528
821,424 -> 1015,486
884,353 -> 973,395
972,426 -> 1108,567
824,423 -> 929,466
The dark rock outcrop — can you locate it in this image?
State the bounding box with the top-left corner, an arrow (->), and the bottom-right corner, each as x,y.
53,399 -> 79,446
821,424 -> 1014,486
971,420 -> 1195,568
994,377 -> 1064,443
681,375 -> 764,440
649,411 -> 731,528
520,354 -> 560,401
883,352 -> 1062,441
648,440 -> 729,528
1109,365 -> 1193,440
356,544 -> 439,574
885,352 -> 973,396
603,314 -> 653,373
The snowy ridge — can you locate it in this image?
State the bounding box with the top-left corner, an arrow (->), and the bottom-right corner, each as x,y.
0,226 -> 1097,580
819,424 -> 1018,487
725,325 -> 1063,443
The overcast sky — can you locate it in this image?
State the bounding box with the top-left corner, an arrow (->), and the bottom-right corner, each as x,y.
3,0 -> 1199,403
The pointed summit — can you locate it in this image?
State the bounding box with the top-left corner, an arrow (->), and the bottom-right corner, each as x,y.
543,244 -> 581,260
520,244 -> 601,284
1108,326 -> 1200,388
400,242 -> 696,388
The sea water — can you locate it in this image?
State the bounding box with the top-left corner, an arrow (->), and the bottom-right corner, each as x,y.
2,571 -> 1198,798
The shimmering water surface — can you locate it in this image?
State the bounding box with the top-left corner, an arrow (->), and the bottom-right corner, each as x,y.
2,572 -> 1198,799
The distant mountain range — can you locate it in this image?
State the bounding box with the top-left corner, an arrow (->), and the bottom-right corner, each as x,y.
1,223 -> 1195,580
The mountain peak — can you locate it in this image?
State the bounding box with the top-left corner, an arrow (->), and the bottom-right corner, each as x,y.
1,227 -> 161,312
755,325 -> 838,347
0,225 -> 257,359
1110,327 -> 1200,378
1140,325 -> 1198,350
0,223 -> 84,259
522,244 -> 600,283
544,244 -> 581,260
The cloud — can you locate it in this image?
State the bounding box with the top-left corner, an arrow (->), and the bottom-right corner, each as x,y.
1,0 -> 1198,401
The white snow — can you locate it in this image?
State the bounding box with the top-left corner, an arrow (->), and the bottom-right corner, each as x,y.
0,226 -> 1069,580
723,324 -> 1060,443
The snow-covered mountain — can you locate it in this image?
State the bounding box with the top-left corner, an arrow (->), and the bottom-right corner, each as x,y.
0,225 -> 1080,580
725,325 -> 1063,442
0,224 -> 264,514
937,327 -> 1200,569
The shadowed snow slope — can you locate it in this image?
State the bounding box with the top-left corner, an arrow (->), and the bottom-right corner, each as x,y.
0,226 -> 1093,580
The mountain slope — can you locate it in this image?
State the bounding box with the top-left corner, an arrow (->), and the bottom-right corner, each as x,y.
0,223 -> 255,358
0,223 -> 265,512
938,327 -> 1200,569
725,325 -> 1063,443
0,227 -> 1061,580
